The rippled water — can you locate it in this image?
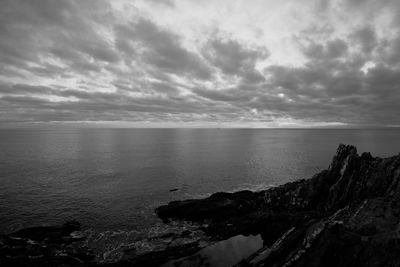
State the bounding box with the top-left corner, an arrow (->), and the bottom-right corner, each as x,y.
1,128 -> 400,236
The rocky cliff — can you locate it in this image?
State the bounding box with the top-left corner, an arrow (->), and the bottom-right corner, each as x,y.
156,144 -> 400,266
2,144 -> 400,266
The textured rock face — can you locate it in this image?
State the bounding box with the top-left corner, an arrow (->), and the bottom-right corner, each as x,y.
3,144 -> 400,266
0,221 -> 94,266
157,144 -> 400,218
156,144 -> 400,266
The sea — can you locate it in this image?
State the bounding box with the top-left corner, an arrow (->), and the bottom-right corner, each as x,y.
1,128 -> 399,262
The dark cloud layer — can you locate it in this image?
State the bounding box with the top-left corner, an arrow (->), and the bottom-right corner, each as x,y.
202,38 -> 269,83
0,0 -> 400,126
115,18 -> 212,79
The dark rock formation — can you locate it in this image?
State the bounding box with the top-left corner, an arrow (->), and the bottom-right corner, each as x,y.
0,221 -> 94,266
3,144 -> 400,266
156,144 -> 400,266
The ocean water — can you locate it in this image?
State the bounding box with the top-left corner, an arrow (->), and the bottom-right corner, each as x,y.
1,128 -> 400,236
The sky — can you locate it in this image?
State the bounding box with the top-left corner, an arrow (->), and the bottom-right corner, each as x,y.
0,0 -> 400,128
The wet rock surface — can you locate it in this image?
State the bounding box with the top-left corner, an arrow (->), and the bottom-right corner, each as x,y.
156,144 -> 400,266
3,144 -> 400,266
0,221 -> 95,266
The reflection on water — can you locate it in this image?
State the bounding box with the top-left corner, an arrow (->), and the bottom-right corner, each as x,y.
163,234 -> 263,267
1,128 -> 400,233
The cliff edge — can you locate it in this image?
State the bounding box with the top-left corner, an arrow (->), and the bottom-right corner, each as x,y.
2,144 -> 400,266
156,144 -> 400,266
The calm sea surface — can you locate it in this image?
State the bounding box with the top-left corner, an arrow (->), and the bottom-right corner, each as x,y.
1,128 -> 400,234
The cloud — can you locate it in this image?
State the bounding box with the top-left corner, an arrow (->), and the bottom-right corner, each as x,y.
380,36 -> 400,66
145,0 -> 175,8
0,83 -> 53,95
114,18 -> 212,80
302,39 -> 348,60
0,0 -> 400,127
350,26 -> 377,54
202,37 -> 269,83
0,0 -> 119,79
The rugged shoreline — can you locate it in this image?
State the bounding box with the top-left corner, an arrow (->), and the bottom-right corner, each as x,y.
2,144 -> 400,266
156,144 -> 400,266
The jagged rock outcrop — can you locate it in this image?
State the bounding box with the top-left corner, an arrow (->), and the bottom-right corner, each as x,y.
156,144 -> 400,266
0,221 -> 94,266
3,144 -> 400,266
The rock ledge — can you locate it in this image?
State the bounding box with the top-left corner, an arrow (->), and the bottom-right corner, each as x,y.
3,144 -> 400,266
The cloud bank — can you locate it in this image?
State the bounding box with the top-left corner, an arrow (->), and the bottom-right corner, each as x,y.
1,0 -> 400,127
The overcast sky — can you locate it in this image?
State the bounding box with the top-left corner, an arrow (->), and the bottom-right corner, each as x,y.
1,0 -> 400,127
